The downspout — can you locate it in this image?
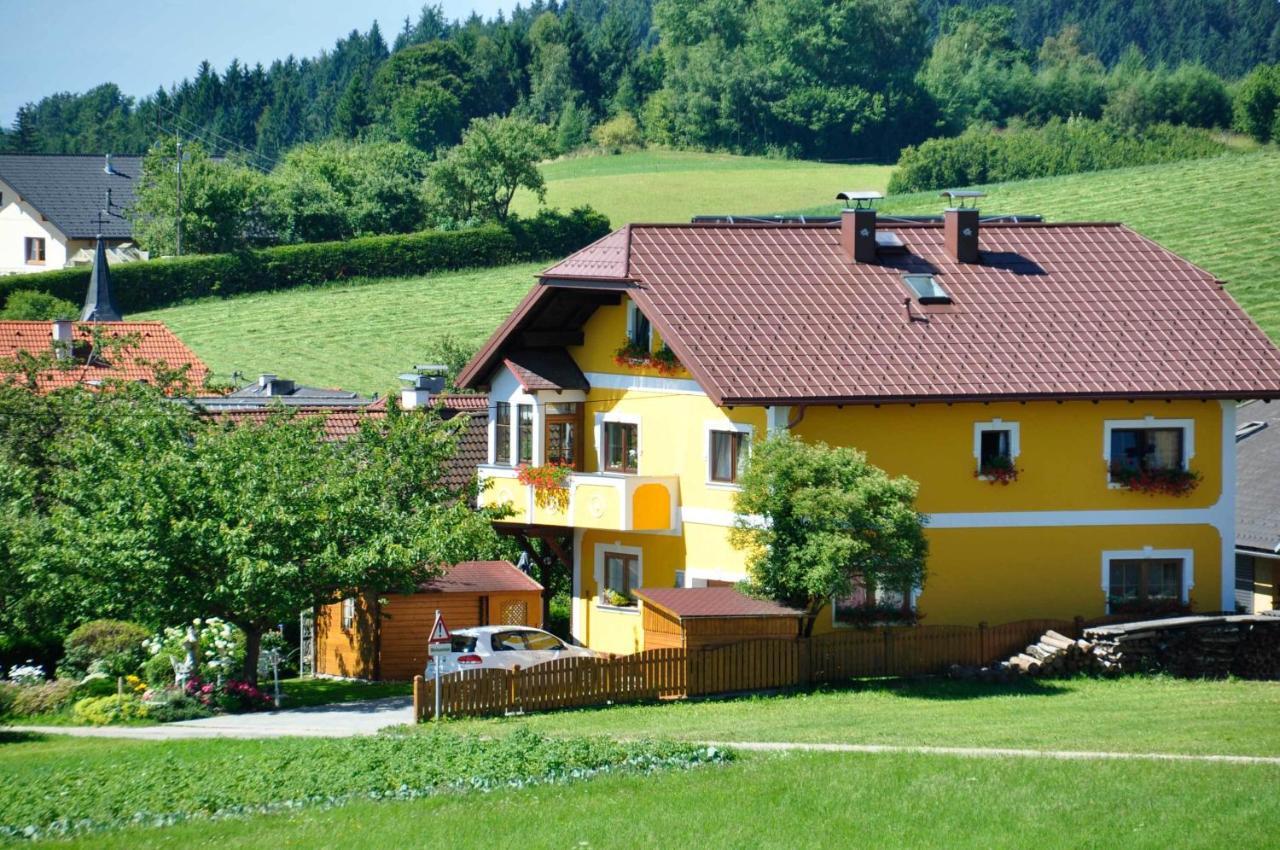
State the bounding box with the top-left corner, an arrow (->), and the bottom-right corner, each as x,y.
787,405 -> 807,430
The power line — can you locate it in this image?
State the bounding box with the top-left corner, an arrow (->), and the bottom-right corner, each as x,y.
154,104 -> 274,173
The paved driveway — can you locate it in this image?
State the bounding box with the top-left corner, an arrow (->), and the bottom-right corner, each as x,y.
8,696 -> 414,740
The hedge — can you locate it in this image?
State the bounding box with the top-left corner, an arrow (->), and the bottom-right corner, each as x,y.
887,119 -> 1230,194
0,206 -> 610,313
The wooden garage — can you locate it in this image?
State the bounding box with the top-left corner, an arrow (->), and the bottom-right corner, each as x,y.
315,560 -> 544,680
634,587 -> 804,651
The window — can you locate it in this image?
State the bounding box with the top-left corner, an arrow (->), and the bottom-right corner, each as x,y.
902,273 -> 950,304
516,404 -> 534,465
544,402 -> 582,469
709,429 -> 749,483
833,574 -> 913,626
627,301 -> 652,351
1110,427 -> 1184,472
494,402 -> 511,465
979,429 -> 1012,467
491,630 -> 530,651
603,421 -> 638,473
449,634 -> 478,653
341,597 -> 356,630
24,237 -> 45,265
601,551 -> 640,606
522,631 -> 565,651
1108,559 -> 1184,603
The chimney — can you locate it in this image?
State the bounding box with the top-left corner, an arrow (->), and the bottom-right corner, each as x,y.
51,320 -> 74,360
837,190 -> 882,263
941,190 -> 984,264
80,236 -> 123,321
399,368 -> 448,409
103,154 -> 116,175
257,374 -> 295,396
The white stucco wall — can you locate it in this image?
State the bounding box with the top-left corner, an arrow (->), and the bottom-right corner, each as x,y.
0,178 -> 68,274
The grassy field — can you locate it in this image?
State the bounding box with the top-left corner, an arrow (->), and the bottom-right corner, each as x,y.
427,676 -> 1280,757
133,263 -> 543,394
511,149 -> 893,225
136,150 -> 1280,392
27,747 -> 1280,849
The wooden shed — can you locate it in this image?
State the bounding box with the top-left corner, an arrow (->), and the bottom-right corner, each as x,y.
315,560 -> 544,680
634,587 -> 804,650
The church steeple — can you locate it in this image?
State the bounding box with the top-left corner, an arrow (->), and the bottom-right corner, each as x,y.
80,234 -> 123,322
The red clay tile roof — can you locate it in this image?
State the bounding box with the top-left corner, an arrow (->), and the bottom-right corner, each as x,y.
0,321 -> 210,393
634,587 -> 804,619
465,221 -> 1280,404
418,560 -> 542,593
543,226 -> 633,281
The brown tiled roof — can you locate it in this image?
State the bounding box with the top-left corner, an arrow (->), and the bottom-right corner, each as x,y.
210,394 -> 487,487
543,226 -> 632,281
418,560 -> 543,593
464,221 -> 1280,404
0,321 -> 210,393
503,348 -> 589,391
634,587 -> 804,619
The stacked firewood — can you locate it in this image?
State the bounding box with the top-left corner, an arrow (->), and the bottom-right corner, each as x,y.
1002,630 -> 1098,677
1087,617 -> 1280,679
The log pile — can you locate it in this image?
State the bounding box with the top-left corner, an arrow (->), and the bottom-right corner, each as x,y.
1002,630 -> 1098,677
1087,616 -> 1280,679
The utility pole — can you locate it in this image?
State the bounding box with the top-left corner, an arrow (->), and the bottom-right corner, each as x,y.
175,138 -> 184,257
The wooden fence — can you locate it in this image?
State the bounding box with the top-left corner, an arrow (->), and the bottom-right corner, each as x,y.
413,618 -> 1079,721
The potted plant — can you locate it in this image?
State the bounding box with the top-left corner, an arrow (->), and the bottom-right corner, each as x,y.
613,340 -> 650,367
516,462 -> 573,492
603,588 -> 635,607
975,454 -> 1019,484
1108,463 -> 1200,496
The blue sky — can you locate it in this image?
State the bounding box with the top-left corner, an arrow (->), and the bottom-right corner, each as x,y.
0,0 -> 516,126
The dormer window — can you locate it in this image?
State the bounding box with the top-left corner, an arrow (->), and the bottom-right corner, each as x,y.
903,273 -> 950,305
627,300 -> 652,351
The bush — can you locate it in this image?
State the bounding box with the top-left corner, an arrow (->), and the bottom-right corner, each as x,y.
73,675 -> 120,699
140,690 -> 211,722
71,694 -> 149,725
0,290 -> 79,320
887,119 -> 1230,193
0,682 -> 15,719
59,619 -> 151,680
0,208 -> 610,314
591,112 -> 644,152
9,679 -> 78,717
143,618 -> 245,686
184,678 -> 274,713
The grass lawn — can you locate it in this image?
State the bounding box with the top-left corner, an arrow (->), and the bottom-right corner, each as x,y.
32,748 -> 1280,849
802,149 -> 1280,342
511,149 -> 893,225
426,676 -> 1280,757
278,677 -> 408,708
132,263 -> 543,394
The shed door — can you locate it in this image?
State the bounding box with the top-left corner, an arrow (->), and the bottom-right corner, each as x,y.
489,595 -> 531,626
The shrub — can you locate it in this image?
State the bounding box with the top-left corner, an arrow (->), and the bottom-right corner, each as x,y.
9,679 -> 78,717
73,675 -> 120,699
143,619 -> 245,686
59,619 -> 151,680
184,678 -> 274,713
0,290 -> 79,320
591,112 -> 644,152
887,119 -> 1229,193
141,690 -> 212,722
0,682 -> 15,718
71,694 -> 149,725
5,663 -> 45,685
0,208 -> 609,314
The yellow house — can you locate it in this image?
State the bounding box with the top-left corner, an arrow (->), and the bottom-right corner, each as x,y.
458,202 -> 1280,654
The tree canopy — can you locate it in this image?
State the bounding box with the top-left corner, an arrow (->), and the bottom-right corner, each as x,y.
730,434 -> 928,635
427,115 -> 555,223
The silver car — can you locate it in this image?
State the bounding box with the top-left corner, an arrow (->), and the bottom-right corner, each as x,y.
423,626 -> 598,679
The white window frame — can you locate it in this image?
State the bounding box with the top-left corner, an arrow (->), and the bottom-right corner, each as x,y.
594,541 -> 643,613
704,421 -> 754,489
973,419 -> 1020,478
626,299 -> 652,352
596,411 -> 642,475
341,597 -> 356,630
1103,417 -> 1195,488
1100,547 -> 1195,612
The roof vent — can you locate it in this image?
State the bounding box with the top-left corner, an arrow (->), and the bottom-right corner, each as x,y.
398,365 -> 449,409
903,273 -> 951,305
103,154 -> 117,175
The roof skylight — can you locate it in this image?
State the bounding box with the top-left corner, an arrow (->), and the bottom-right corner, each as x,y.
903,273 -> 951,305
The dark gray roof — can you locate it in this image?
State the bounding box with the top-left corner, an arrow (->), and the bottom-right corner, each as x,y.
1236,400 -> 1280,554
0,154 -> 140,239
193,375 -> 372,411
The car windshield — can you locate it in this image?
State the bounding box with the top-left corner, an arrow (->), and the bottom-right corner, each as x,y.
450,635 -> 478,653
522,632 -> 565,652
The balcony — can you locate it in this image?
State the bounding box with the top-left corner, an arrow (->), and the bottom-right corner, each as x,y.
478,466 -> 679,532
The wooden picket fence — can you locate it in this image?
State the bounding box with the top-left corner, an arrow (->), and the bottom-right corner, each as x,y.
413,618 -> 1080,721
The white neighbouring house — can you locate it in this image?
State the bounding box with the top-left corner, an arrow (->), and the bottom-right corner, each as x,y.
0,153 -> 146,275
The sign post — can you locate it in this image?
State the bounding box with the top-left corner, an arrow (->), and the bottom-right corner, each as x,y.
428,609 -> 451,721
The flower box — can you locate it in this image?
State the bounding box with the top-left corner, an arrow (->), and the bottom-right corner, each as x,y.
1108,463 -> 1200,496
613,341 -> 682,376
975,455 -> 1019,484
516,463 -> 573,492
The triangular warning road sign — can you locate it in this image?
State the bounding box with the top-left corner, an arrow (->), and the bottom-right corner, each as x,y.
429,614 -> 451,644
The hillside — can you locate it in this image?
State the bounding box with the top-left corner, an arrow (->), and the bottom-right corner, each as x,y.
511,151 -> 893,226
801,150 -> 1280,340
136,151 -> 1280,393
